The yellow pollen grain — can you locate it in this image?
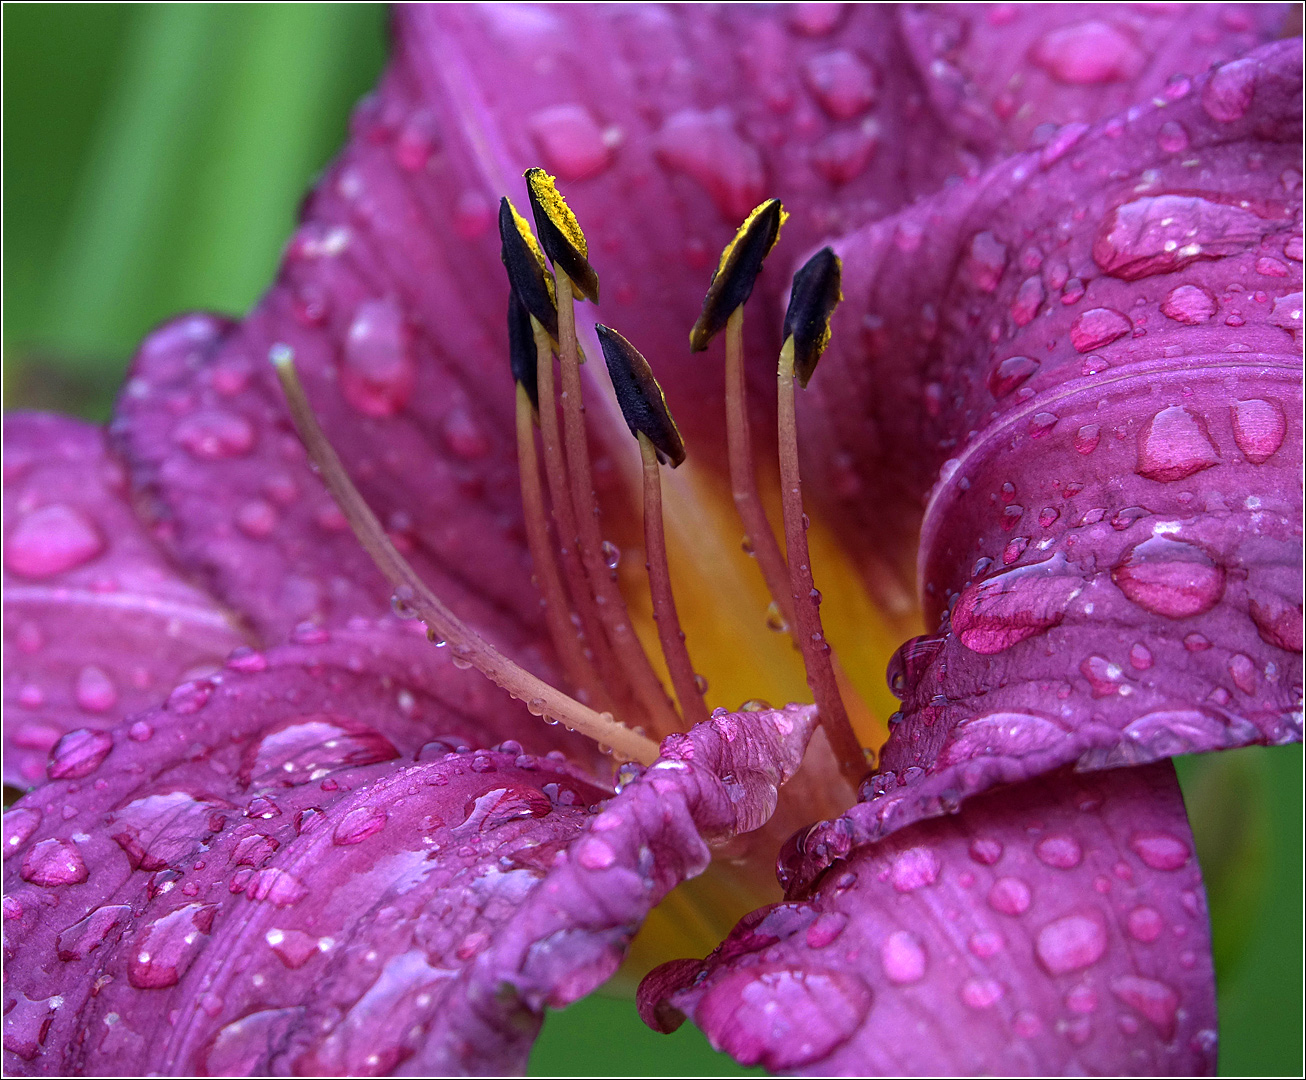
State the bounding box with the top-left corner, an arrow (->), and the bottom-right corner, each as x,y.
507,197 -> 556,305
525,168 -> 588,258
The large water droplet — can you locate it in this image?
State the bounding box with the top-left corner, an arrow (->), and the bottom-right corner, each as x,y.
693,966 -> 873,1071
1069,307 -> 1131,353
805,912 -> 847,949
1129,830 -> 1190,871
1161,284 -> 1217,324
56,903 -> 132,961
1112,536 -> 1225,618
4,504 -> 104,578
890,846 -> 940,892
4,807 -> 42,859
528,103 -> 613,181
1111,975 -> 1179,1039
1202,57 -> 1256,123
244,717 -> 398,786
1030,21 -> 1143,85
810,125 -> 878,185
245,867 -> 308,906
341,298 -> 416,417
20,838 -> 88,886
48,728 -> 113,780
1010,276 -> 1045,327
1093,195 -> 1272,281
802,49 -> 877,120
950,556 -> 1084,654
601,540 -> 621,570
880,930 -> 927,984
886,634 -> 945,699
1035,834 -> 1083,869
128,902 -> 217,988
1035,913 -> 1107,974
332,805 -> 388,846
1156,120 -> 1190,153
988,355 -> 1040,398
987,876 -> 1031,916
943,712 -> 1069,766
1127,906 -> 1165,942
110,790 -> 228,871
653,108 -> 765,221
964,232 -> 1008,294
960,976 -> 1005,1009
1079,656 -> 1124,698
174,410 -> 256,460
1230,398 -> 1286,463
1136,406 -> 1220,482
74,665 -> 118,714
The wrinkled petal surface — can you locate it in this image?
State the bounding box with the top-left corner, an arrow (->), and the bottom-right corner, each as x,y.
643,762 -> 1216,1075
794,40 -> 1303,851
3,633 -> 815,1075
3,413 -> 244,787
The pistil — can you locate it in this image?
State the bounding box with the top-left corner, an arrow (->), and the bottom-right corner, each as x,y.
271,344 -> 660,765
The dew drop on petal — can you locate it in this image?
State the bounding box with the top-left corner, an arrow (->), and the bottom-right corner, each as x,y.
528,103 -> 613,181
1127,906 -> 1165,942
1035,913 -> 1107,974
1129,830 -> 1190,870
341,298 -> 417,417
74,666 -> 118,714
969,837 -> 1003,865
48,728 -> 113,780
1030,21 -> 1143,85
1069,308 -> 1131,353
128,903 -> 216,988
880,930 -> 927,984
890,846 -> 940,891
1230,399 -> 1286,463
1161,285 -> 1217,324
988,355 -> 1040,398
332,806 -> 388,846
1202,57 -> 1256,122
653,108 -> 765,222
20,838 -> 89,887
4,504 -> 104,578
1112,536 -> 1225,618
988,876 -> 1031,915
174,410 -> 256,460
1110,975 -> 1180,1039
4,807 -> 42,859
1136,406 -> 1220,482
1035,834 -> 1083,869
56,904 -> 131,961
960,976 -> 1005,1009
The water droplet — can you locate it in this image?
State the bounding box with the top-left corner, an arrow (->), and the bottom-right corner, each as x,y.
1129,642 -> 1154,670
1065,983 -> 1099,1014
174,410 -> 256,460
1036,913 -> 1107,974
235,499 -> 277,539
890,846 -> 940,892
48,728 -> 113,780
805,912 -> 847,949
225,646 -> 269,674
1073,424 -> 1101,455
1094,194 -> 1271,281
1112,536 -> 1225,618
693,673 -> 709,695
245,718 -> 397,786
394,109 -> 439,172
950,555 -> 1084,653
880,930 -> 927,984
1069,307 -> 1131,353
1079,656 -> 1124,698
1110,975 -> 1179,1039
1230,399 -> 1286,463
56,904 -> 131,961
1184,632 -> 1211,652
694,965 -> 872,1071
653,108 -> 765,221
576,836 -> 617,870
601,540 -> 621,570
528,103 -> 613,181
110,791 -> 228,870
1010,276 -> 1045,326
969,837 -> 1003,865
765,601 -> 789,632
988,355 -> 1040,398
1127,905 -> 1164,942
1028,413 -> 1057,438
20,838 -> 88,886
441,408 -> 491,460
167,678 -> 215,715
128,903 -> 217,988
1129,830 -> 1190,870
4,807 -> 42,858
1156,120 -> 1189,153
341,298 -> 416,417
964,232 -> 1008,294
960,976 -> 1005,1009
332,805 -> 388,846
1227,653 -> 1258,694
803,49 -> 877,120
987,876 -> 1031,915
1030,21 -> 1143,85
968,930 -> 1005,957
4,504 -> 104,578
265,927 -> 322,969
1161,284 -> 1217,324
1036,834 -> 1084,869
245,867 -> 308,906
810,125 -> 878,185
72,666 -> 118,714
452,190 -> 494,240
1202,57 -> 1256,122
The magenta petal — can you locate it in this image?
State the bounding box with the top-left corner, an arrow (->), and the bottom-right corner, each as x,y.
3,413 -> 244,788
797,41 -> 1302,845
3,634 -> 814,1075
643,763 -> 1217,1075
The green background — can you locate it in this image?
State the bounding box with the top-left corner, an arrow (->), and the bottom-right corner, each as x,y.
3,5 -> 1301,1075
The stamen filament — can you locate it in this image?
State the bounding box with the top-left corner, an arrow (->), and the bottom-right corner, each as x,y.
515,381 -> 608,705
776,338 -> 867,784
724,307 -> 796,631
271,345 -> 660,765
531,317 -> 636,717
639,432 -> 711,728
555,271 -> 683,736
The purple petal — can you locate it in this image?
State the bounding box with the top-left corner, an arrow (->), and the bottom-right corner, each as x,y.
3,633 -> 815,1074
796,40 -> 1302,847
643,762 -> 1217,1075
3,413 -> 243,787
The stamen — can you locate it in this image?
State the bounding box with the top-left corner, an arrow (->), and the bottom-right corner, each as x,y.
596,324 -> 708,727
499,197 -> 559,341
689,199 -> 787,353
529,316 -> 637,718
555,268 -> 683,736
524,168 -> 600,303
270,343 -> 659,765
775,339 -> 866,784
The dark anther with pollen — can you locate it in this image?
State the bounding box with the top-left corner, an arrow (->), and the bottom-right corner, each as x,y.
595,325 -> 686,468
507,291 -> 539,410
524,168 -> 600,303
783,246 -> 843,388
498,196 -> 559,339
689,198 -> 788,352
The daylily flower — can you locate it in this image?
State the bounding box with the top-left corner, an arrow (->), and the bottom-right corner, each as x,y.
4,5 -> 1301,1076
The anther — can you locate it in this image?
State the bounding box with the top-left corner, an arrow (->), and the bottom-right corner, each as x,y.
782,246 -> 843,388
499,196 -> 559,340
269,343 -> 659,765
689,198 -> 788,353
596,325 -> 708,727
507,291 -> 539,411
524,168 -> 600,303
